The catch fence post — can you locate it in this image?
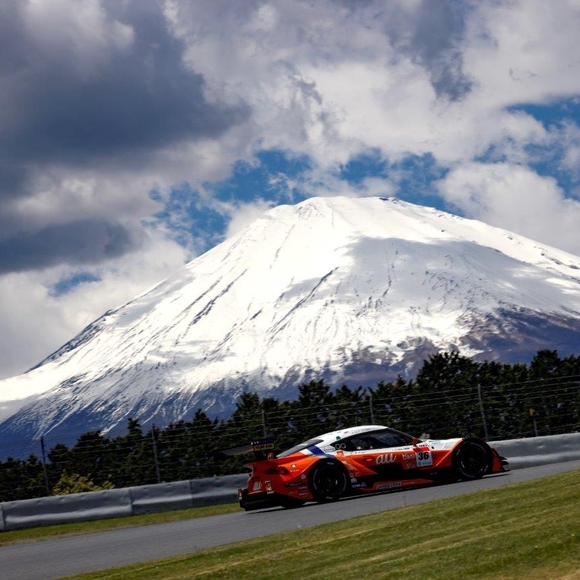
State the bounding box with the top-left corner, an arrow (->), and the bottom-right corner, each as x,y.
151,426 -> 161,483
40,436 -> 50,495
477,384 -> 489,440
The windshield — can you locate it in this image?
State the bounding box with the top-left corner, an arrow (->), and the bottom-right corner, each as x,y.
334,428 -> 415,451
367,428 -> 414,447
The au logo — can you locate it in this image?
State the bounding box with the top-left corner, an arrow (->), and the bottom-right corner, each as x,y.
375,453 -> 396,465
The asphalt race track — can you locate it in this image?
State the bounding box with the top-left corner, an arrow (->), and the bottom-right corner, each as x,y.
3,460 -> 580,579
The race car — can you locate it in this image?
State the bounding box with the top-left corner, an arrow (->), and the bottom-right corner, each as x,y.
237,425 -> 510,511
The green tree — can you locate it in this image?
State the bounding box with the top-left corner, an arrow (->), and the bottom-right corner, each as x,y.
0,455 -> 45,501
65,430 -> 112,485
286,380 -> 336,441
369,376 -> 415,432
215,392 -> 285,474
52,472 -> 114,495
111,418 -> 159,487
331,384 -> 367,429
155,413 -> 221,482
411,351 -> 480,438
527,351 -> 580,435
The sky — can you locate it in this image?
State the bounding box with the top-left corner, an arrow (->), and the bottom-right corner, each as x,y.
1,0 -> 580,381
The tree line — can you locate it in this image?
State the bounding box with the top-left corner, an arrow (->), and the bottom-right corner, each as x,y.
1,349 -> 579,502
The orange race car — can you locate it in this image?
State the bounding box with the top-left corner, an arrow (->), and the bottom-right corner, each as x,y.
236,425 -> 510,511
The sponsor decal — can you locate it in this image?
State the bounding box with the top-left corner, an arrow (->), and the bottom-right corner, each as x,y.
402,453 -> 415,460
375,453 -> 396,465
251,437 -> 275,452
252,481 -> 263,491
286,482 -> 306,488
307,445 -> 328,457
253,442 -> 275,451
376,481 -> 403,490
416,450 -> 433,467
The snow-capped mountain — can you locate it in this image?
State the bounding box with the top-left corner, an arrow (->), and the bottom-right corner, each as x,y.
2,196 -> 580,451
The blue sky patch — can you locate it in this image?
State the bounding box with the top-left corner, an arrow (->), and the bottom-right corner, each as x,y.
509,98 -> 580,128
50,272 -> 101,297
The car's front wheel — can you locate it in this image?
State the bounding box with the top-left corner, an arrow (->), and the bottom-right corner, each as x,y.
308,459 -> 349,502
453,438 -> 492,480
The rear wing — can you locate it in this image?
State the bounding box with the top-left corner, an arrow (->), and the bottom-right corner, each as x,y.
214,436 -> 275,459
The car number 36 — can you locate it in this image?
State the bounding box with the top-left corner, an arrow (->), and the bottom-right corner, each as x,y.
416,450 -> 433,467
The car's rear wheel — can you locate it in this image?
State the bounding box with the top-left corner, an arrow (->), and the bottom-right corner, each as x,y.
453,438 -> 492,480
308,459 -> 349,502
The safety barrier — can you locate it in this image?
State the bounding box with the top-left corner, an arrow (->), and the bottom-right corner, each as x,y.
1,433 -> 579,532
490,432 -> 580,469
0,474 -> 247,532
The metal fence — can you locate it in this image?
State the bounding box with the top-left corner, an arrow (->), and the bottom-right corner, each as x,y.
1,374 -> 579,501
2,433 -> 580,532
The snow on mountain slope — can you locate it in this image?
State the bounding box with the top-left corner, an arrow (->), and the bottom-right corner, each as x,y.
2,196 -> 580,448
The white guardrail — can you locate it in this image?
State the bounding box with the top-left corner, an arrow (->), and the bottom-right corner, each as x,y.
1,432 -> 579,532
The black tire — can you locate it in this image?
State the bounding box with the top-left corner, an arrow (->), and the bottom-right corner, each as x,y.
308,459 -> 349,502
453,438 -> 492,480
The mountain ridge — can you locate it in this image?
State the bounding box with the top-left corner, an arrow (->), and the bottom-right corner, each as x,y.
2,196 -> 580,451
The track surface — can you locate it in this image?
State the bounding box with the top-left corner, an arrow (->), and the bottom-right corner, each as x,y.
3,460 -> 580,579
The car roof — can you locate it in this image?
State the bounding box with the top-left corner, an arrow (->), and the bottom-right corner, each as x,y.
313,424 -> 388,446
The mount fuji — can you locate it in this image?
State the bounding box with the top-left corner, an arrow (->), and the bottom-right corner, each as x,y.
2,196 -> 580,451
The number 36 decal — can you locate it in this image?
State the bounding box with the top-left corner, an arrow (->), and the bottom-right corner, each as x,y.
415,450 -> 433,467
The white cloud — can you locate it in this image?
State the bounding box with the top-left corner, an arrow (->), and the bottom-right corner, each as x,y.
465,0 -> 580,107
437,162 -> 580,255
22,0 -> 135,80
558,119 -> 580,182
2,0 -> 580,378
164,0 -> 580,169
0,231 -> 188,379
223,199 -> 277,239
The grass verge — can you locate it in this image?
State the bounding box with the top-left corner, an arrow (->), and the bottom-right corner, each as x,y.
65,469 -> 580,580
